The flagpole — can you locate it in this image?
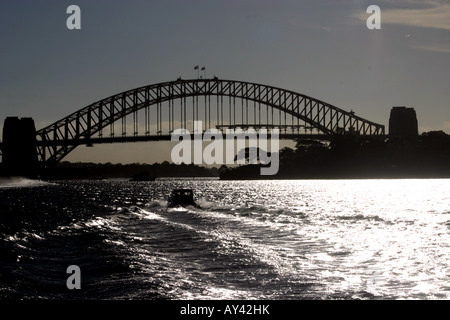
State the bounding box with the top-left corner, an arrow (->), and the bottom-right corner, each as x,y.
194,65 -> 199,79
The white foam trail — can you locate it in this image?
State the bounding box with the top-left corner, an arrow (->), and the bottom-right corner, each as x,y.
0,177 -> 51,188
146,199 -> 168,208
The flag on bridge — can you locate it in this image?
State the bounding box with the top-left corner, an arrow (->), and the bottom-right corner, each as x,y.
194,65 -> 199,70
201,66 -> 205,71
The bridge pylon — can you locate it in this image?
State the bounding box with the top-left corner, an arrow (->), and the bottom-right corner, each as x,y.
1,117 -> 38,178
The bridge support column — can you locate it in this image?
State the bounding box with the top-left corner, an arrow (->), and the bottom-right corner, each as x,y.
2,117 -> 38,178
389,107 -> 418,137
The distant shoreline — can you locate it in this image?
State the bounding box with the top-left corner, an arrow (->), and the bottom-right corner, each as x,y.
2,161 -> 449,181
1,131 -> 449,181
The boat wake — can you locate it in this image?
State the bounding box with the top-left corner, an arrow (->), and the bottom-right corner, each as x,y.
0,177 -> 50,188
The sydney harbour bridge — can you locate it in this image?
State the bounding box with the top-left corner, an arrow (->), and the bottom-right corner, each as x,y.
0,78 -> 388,175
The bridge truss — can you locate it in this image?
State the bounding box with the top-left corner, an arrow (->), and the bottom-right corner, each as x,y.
35,78 -> 385,165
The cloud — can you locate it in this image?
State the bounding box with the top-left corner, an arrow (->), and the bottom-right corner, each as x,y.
356,1 -> 450,30
383,4 -> 450,30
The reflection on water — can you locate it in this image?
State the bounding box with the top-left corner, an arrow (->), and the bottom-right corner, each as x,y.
0,178 -> 449,299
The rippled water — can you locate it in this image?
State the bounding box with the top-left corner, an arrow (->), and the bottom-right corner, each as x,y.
1,178 -> 449,299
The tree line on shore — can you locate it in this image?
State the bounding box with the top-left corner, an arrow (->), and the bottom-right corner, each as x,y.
40,161 -> 219,180
219,131 -> 450,179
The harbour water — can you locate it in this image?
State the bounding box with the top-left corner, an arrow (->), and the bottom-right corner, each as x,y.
1,178 -> 449,300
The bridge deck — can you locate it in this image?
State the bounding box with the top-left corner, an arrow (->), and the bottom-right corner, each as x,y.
35,133 -> 388,147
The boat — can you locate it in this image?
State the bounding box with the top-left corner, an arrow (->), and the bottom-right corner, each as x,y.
167,189 -> 198,208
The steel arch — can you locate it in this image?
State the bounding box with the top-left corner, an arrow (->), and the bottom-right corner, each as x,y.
36,78 -> 385,165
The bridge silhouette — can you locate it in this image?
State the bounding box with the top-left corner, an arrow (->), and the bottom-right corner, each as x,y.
1,78 -> 386,173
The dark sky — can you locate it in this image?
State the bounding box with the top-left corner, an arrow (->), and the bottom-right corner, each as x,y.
1,0 -> 449,163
